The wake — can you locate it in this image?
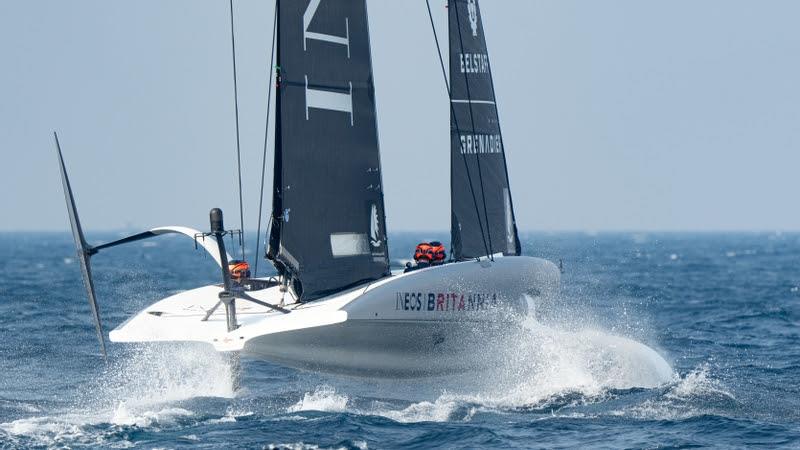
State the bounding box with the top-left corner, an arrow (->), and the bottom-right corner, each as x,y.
1,304 -> 684,445
287,315 -> 677,422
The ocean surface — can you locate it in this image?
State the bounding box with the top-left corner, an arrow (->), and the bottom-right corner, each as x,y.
0,231 -> 798,449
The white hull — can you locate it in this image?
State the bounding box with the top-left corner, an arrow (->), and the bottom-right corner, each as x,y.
110,256 -> 560,377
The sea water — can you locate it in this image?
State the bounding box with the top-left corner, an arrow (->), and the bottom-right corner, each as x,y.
0,232 -> 798,448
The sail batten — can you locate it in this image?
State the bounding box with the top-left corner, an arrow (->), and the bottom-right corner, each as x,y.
449,0 -> 521,260
268,0 -> 389,301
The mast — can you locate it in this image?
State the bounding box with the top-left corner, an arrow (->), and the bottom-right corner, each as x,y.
267,0 -> 390,301
449,0 -> 521,259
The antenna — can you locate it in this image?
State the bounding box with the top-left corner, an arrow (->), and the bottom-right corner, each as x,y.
229,0 -> 246,262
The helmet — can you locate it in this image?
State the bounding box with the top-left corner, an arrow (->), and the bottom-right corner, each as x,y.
414,242 -> 433,262
228,260 -> 251,280
429,241 -> 446,263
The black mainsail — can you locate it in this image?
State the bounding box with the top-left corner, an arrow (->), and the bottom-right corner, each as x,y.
268,0 -> 389,301
449,0 -> 521,260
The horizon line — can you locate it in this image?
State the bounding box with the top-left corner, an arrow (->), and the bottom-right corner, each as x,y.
2,228 -> 797,235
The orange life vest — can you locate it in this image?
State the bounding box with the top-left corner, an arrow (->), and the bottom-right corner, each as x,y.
414,242 -> 446,264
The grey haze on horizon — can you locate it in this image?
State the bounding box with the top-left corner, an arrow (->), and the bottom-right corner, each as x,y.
1,0 -> 799,233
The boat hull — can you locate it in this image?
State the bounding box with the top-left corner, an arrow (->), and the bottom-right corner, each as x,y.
110,256 -> 559,377
245,320 -> 499,377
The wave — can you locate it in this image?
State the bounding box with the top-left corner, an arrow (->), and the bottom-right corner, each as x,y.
282,362 -> 730,426
288,386 -> 349,414
0,337 -> 730,449
616,364 -> 737,421
283,317 -> 676,423
263,441 -> 368,450
0,342 -> 236,447
0,406 -> 197,448
476,317 -> 674,407
284,385 -> 475,423
665,364 -> 734,401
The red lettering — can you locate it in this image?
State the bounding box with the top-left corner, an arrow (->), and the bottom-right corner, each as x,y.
458,295 -> 465,310
436,293 -> 445,311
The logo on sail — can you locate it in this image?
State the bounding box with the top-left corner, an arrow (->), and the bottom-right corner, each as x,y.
459,133 -> 503,155
370,203 -> 382,248
467,0 -> 479,37
302,0 -> 355,126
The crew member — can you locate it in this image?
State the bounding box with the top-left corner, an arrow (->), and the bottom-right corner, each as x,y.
404,241 -> 447,272
228,259 -> 251,284
429,241 -> 446,265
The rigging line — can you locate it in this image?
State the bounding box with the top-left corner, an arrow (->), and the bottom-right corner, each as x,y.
229,0 -> 246,261
452,0 -> 494,261
254,2 -> 278,278
424,0 -> 491,261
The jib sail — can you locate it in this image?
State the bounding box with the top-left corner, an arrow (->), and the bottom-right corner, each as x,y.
268,0 -> 389,301
449,0 -> 521,260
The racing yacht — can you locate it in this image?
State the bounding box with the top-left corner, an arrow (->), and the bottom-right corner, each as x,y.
57,0 -> 560,377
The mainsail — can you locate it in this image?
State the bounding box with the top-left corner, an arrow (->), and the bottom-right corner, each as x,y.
268,0 -> 389,301
449,0 -> 521,260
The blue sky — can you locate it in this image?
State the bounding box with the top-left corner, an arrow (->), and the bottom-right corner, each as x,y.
1,0 -> 799,232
